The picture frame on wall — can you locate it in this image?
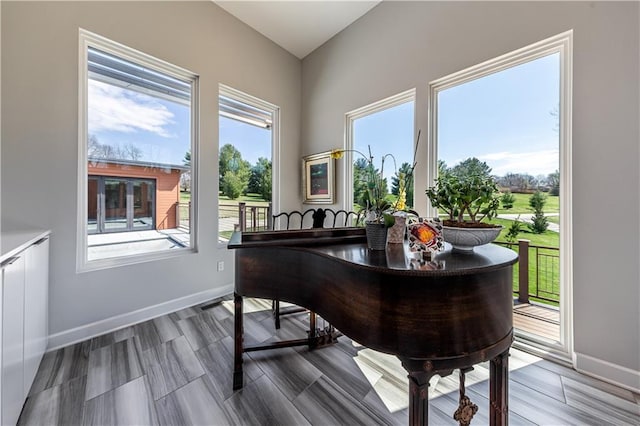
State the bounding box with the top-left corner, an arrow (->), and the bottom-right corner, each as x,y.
302,151 -> 335,204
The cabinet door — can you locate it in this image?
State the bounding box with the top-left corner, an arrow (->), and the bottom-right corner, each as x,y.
2,255 -> 25,426
24,238 -> 49,398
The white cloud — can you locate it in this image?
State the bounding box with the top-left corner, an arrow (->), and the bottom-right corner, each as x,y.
478,149 -> 559,176
88,80 -> 174,137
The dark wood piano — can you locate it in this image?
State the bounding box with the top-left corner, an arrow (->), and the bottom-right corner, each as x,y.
228,227 -> 518,425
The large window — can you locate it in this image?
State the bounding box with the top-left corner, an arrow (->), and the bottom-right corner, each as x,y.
78,30 -> 198,270
429,31 -> 573,361
345,90 -> 416,213
218,85 -> 278,243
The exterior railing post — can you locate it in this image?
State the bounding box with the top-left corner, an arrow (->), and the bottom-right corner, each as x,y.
238,202 -> 246,232
518,239 -> 530,303
251,206 -> 257,230
267,202 -> 273,230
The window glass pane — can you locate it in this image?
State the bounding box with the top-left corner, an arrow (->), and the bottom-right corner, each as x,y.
352,101 -> 415,211
104,179 -> 128,232
133,180 -> 154,230
88,177 -> 99,233
218,93 -> 273,242
85,45 -> 194,263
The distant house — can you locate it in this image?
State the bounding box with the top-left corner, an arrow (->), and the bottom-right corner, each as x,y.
87,158 -> 188,233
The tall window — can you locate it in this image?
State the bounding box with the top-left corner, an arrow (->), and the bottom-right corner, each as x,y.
429,32 -> 572,360
218,85 -> 278,243
78,30 -> 199,271
345,90 -> 415,213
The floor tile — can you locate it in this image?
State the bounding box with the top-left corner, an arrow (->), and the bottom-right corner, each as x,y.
247,347 -> 322,401
85,337 -> 144,401
133,319 -> 163,351
142,335 -> 205,400
28,341 -> 91,395
152,315 -> 183,343
225,375 -> 311,425
90,326 -> 135,351
19,375 -> 86,426
177,310 -> 227,351
293,375 -> 392,425
155,375 -> 232,425
196,336 -> 264,400
83,376 -> 158,425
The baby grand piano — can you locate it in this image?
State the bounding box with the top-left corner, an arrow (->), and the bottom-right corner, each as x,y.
228,227 -> 518,426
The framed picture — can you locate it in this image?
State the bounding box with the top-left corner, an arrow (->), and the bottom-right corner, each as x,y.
302,151 -> 335,204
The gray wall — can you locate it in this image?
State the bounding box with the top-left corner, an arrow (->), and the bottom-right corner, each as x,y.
1,1 -> 301,338
301,2 -> 640,381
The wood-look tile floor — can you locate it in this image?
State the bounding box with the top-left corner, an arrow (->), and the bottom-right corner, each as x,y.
19,297 -> 640,425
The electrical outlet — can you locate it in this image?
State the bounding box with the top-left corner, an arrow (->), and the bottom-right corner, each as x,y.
217,261 -> 224,272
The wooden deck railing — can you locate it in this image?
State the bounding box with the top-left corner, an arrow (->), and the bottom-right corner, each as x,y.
495,240 -> 560,305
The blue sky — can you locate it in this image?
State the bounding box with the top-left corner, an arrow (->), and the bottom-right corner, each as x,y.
219,116 -> 271,165
354,101 -> 416,181
89,52 -> 559,178
353,53 -> 559,181
438,53 -> 560,177
88,79 -> 191,166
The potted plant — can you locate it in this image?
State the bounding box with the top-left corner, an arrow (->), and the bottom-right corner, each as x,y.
425,158 -> 502,252
331,147 -> 399,250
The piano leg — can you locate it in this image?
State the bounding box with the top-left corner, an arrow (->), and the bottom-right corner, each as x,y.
233,293 -> 244,390
407,370 -> 433,426
489,349 -> 509,425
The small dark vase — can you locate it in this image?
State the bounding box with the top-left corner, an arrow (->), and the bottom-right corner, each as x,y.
365,222 -> 388,250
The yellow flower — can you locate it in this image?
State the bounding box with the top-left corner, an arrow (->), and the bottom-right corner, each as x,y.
330,149 -> 345,159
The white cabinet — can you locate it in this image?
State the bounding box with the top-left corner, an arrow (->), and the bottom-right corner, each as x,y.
1,255 -> 26,426
0,234 -> 49,426
23,237 -> 49,398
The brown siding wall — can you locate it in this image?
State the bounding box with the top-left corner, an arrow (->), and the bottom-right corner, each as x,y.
88,162 -> 182,229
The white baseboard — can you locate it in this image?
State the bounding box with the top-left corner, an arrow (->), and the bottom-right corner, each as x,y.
574,352 -> 640,393
47,284 -> 234,351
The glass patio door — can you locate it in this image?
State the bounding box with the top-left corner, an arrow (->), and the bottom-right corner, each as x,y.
89,176 -> 155,233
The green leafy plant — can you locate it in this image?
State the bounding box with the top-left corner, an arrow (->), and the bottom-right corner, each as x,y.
505,215 -> 522,244
425,158 -> 500,227
332,147 -> 397,227
528,191 -> 549,234
501,191 -> 516,210
332,132 -> 420,228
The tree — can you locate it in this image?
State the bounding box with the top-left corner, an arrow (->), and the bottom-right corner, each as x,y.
500,191 -> 516,209
222,171 -> 245,199
88,134 -> 142,161
183,150 -> 191,168
219,144 -> 250,195
450,157 -> 492,179
391,162 -> 414,208
248,157 -> 272,201
528,191 -> 549,234
497,172 -> 538,192
547,170 -> 560,196
353,158 -> 371,207
505,216 -> 523,245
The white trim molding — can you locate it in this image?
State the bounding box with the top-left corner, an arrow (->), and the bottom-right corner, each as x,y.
77,29 -> 200,272
575,352 -> 640,394
47,284 -> 233,351
428,30 -> 574,362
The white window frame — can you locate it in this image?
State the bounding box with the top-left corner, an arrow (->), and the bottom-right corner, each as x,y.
344,89 -> 417,212
428,31 -> 574,363
77,29 -> 200,272
217,84 -> 280,246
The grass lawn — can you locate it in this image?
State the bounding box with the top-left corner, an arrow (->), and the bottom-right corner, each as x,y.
487,217 -> 559,248
498,192 -> 559,215
485,217 -> 560,305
